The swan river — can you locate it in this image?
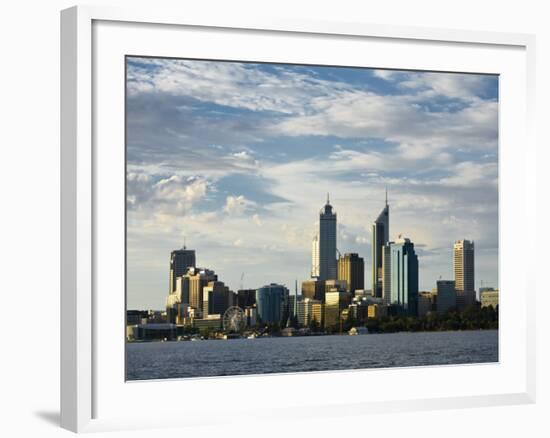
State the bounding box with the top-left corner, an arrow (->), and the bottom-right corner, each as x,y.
126,329 -> 498,380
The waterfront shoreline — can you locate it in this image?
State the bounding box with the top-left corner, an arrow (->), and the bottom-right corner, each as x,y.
126,327 -> 498,343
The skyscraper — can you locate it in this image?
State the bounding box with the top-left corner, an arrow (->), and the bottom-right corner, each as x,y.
311,234 -> 320,278
301,279 -> 324,302
454,239 -> 475,309
316,194 -> 337,281
371,192 -> 389,298
169,247 -> 196,293
382,242 -> 393,304
337,253 -> 364,294
389,236 -> 418,316
187,267 -> 217,312
203,281 -> 233,318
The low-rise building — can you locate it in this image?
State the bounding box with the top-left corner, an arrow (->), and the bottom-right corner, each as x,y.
193,316 -> 222,334
417,291 -> 434,317
324,290 -> 351,329
436,280 -> 456,315
367,303 -> 388,319
480,288 -> 499,309
126,323 -> 177,341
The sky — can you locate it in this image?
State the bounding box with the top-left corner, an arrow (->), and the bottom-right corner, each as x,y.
126,56 -> 499,310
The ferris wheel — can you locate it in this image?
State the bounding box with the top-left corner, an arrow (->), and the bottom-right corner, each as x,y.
223,306 -> 245,332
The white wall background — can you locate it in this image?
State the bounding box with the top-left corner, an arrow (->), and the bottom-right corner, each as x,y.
0,0 -> 547,436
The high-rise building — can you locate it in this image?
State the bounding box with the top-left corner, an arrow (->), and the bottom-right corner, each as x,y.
186,267 -> 217,312
311,234 -> 320,278
436,280 -> 456,314
203,281 -> 233,318
255,284 -> 289,325
338,253 -> 364,294
389,236 -> 418,316
302,279 -> 324,301
382,242 -> 393,304
454,240 -> 475,309
175,276 -> 190,304
311,302 -> 324,328
371,193 -> 389,298
315,194 -> 337,281
169,247 -> 196,293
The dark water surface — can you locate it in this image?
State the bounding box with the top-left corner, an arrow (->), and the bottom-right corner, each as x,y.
126,330 -> 498,380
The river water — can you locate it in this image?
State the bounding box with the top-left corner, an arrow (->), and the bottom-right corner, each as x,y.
126,330 -> 498,380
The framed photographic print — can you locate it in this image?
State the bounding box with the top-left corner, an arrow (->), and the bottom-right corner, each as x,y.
61,5 -> 536,433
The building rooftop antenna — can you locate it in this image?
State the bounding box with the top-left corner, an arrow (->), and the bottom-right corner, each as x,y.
385,186 -> 388,206
183,236 -> 186,250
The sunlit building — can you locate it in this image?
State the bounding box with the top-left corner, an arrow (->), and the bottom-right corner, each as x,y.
302,279 -> 324,301
454,240 -> 475,309
187,267 -> 218,312
480,288 -> 499,309
324,290 -> 351,329
367,303 -> 388,318
296,298 -> 321,327
312,302 -> 324,328
338,253 -> 364,294
311,234 -> 320,278
324,279 -> 348,295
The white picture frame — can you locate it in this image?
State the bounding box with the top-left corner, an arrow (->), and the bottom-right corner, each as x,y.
60,4 -> 536,433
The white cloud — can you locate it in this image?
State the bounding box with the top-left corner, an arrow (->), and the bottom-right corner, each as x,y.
223,195 -> 256,215
252,214 -> 262,226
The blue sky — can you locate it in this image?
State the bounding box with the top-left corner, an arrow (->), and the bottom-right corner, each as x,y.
126,57 -> 499,310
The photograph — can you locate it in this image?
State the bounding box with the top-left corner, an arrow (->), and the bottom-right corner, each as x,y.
125,56 -> 499,380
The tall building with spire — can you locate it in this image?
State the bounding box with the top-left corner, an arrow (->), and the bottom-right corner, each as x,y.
314,194 -> 337,281
371,191 -> 389,298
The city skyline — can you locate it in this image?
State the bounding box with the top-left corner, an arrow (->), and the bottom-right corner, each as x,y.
126,57 -> 499,309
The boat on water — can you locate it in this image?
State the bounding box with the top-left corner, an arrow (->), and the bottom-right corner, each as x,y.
348,327 -> 369,335
247,333 -> 257,339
